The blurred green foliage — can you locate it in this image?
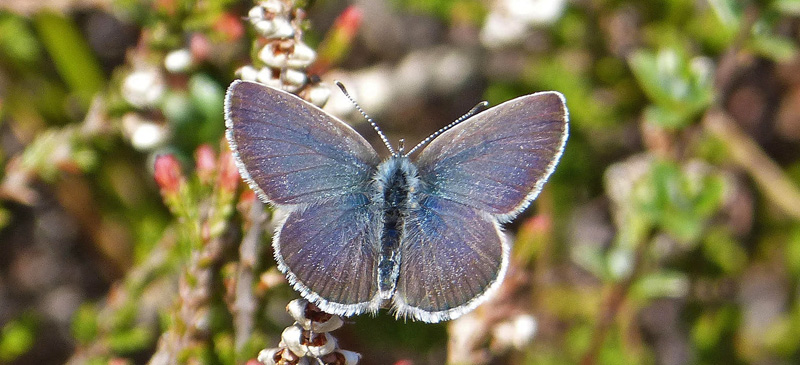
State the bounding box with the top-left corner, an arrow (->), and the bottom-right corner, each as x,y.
0,315 -> 37,362
33,12 -> 105,108
629,48 -> 714,129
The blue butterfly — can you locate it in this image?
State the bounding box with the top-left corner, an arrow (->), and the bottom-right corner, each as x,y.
225,80 -> 568,323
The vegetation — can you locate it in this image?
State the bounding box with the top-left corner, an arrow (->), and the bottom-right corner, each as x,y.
1,0 -> 800,364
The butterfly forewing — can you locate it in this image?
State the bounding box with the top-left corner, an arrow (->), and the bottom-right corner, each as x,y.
225,80 -> 380,205
415,91 -> 568,221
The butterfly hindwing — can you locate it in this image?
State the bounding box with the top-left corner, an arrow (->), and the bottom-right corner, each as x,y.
415,91 -> 568,221
225,80 -> 380,206
275,193 -> 381,315
394,195 -> 506,322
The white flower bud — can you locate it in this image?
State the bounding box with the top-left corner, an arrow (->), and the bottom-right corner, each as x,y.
259,42 -> 288,68
256,67 -> 281,88
122,113 -> 168,151
336,350 -> 362,365
164,48 -> 193,73
282,324 -> 338,358
236,65 -> 259,81
270,17 -> 295,39
253,20 -> 276,36
122,68 -> 165,108
283,68 -> 307,88
304,84 -> 331,107
286,299 -> 344,332
286,299 -> 310,322
491,314 -> 538,350
260,0 -> 285,15
257,348 -> 280,365
248,6 -> 265,21
287,42 -> 317,69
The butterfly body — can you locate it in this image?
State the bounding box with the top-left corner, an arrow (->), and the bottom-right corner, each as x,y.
225,80 -> 568,322
374,156 -> 418,300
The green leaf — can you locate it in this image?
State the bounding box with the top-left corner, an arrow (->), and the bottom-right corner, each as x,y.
0,13 -> 43,70
0,316 -> 37,362
702,227 -> 747,274
631,271 -> 689,300
785,226 -> 800,277
530,55 -> 618,129
692,307 -> 738,350
707,0 -> 742,31
633,160 -> 726,245
748,33 -> 798,62
72,304 -> 100,344
774,0 -> 800,15
643,105 -> 690,129
108,327 -> 153,354
628,48 -> 714,129
33,12 -> 105,107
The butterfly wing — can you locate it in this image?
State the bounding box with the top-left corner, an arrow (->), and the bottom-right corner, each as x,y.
275,193 -> 382,315
225,80 -> 380,205
394,195 -> 507,322
394,92 -> 568,322
415,91 -> 568,222
225,80 -> 382,314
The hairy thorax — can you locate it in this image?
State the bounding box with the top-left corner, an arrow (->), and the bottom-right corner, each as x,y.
374,156 -> 419,300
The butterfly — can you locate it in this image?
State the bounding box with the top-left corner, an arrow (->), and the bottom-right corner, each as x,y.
225,80 -> 568,323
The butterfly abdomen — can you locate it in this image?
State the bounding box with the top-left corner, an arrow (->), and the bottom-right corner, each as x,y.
375,157 -> 419,300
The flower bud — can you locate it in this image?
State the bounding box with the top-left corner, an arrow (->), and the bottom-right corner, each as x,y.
154,154 -> 185,195
195,144 -> 216,185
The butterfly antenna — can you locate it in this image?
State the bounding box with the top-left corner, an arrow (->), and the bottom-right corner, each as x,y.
405,100 -> 489,156
335,81 -> 396,156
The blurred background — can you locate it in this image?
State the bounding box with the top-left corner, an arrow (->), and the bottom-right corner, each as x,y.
1,0 -> 800,364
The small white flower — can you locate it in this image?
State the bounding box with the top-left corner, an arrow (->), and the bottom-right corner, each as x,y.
480,0 -> 567,48
269,17 -> 295,39
304,84 -> 332,107
506,0 -> 566,25
248,4 -> 266,21
282,324 -> 338,358
608,247 -> 635,279
336,350 -> 362,365
236,65 -> 259,82
122,68 -> 165,108
287,299 -> 344,333
480,12 -> 528,48
122,113 -> 168,151
287,42 -> 317,69
253,19 -> 276,35
132,122 -> 167,151
259,42 -> 288,68
257,348 -> 280,365
256,67 -> 282,88
283,68 -> 308,89
492,314 -> 538,350
164,48 -> 193,73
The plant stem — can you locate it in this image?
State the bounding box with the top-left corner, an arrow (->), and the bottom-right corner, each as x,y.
234,200 -> 268,354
